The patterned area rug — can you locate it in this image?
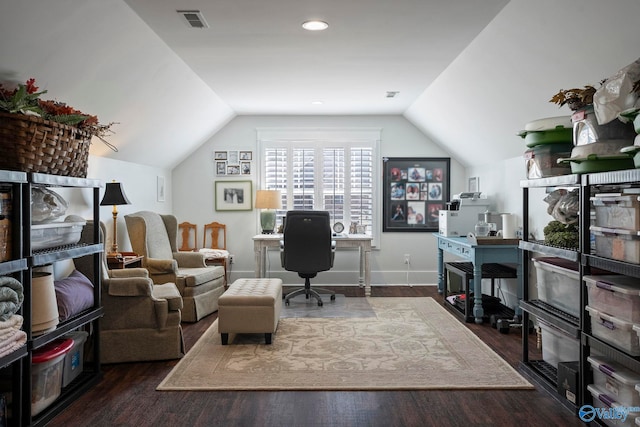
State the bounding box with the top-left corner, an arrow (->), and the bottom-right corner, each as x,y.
157,297 -> 533,391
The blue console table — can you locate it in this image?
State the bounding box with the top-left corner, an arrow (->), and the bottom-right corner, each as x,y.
434,233 -> 522,324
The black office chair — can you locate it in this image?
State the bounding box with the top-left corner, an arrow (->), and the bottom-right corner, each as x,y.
280,210 -> 336,307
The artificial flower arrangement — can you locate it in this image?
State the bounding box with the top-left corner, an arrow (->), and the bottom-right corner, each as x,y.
0,78 -> 116,143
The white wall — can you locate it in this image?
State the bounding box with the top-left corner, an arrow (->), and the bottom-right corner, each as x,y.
173,115 -> 466,285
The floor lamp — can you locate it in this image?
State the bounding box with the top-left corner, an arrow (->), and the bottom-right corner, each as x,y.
100,181 -> 131,257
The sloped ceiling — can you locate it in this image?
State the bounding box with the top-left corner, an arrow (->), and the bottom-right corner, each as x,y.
1,1 -> 639,169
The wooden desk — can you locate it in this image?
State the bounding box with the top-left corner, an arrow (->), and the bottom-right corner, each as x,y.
434,233 -> 522,324
107,253 -> 144,269
252,234 -> 373,296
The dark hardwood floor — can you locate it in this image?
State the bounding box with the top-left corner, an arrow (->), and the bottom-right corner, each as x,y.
47,286 -> 585,427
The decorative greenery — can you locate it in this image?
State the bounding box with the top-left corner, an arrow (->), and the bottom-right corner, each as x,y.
0,78 -> 116,142
543,220 -> 579,249
549,85 -> 598,110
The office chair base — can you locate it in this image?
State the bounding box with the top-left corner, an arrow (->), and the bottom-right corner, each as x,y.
285,287 -> 335,307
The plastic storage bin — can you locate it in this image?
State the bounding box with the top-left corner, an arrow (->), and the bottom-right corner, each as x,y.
585,275 -> 640,322
62,331 -> 88,388
31,220 -> 86,251
538,318 -> 579,368
524,143 -> 573,179
533,257 -> 580,318
586,306 -> 640,356
591,226 -> 640,264
592,195 -> 640,231
588,356 -> 640,407
31,338 -> 74,416
588,384 -> 640,427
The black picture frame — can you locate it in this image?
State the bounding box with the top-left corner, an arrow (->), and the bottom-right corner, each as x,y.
382,157 -> 450,232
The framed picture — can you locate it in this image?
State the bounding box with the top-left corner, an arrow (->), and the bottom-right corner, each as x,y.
468,176 -> 479,193
157,176 -> 166,202
241,161 -> 252,175
240,150 -> 253,161
382,157 -> 450,232
228,150 -> 239,165
216,161 -> 227,176
215,180 -> 253,211
214,151 -> 227,160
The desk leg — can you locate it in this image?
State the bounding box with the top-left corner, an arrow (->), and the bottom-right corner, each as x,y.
364,249 -> 371,297
254,245 -> 262,278
437,248 -> 444,294
472,263 -> 484,324
515,252 -> 523,317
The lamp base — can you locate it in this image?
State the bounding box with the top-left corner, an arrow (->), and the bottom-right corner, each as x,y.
260,210 -> 276,234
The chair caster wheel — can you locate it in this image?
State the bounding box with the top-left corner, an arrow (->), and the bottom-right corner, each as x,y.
330,294 -> 336,301
318,301 -> 323,307
285,300 -> 290,306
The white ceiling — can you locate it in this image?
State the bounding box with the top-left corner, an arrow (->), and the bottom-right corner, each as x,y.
124,0 -> 509,115
1,1 -> 640,170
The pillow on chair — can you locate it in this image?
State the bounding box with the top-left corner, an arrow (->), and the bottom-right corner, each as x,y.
54,270 -> 94,321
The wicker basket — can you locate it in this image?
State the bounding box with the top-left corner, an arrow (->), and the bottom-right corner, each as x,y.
0,112 -> 91,177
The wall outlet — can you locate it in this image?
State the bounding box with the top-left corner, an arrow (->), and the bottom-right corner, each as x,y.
404,254 -> 410,265
229,254 -> 234,264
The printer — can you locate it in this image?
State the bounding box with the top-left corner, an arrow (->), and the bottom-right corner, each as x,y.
438,192 -> 492,237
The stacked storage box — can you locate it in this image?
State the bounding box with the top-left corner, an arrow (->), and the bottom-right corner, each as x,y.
585,275 -> 640,356
587,356 -> 640,427
520,116 -> 573,179
538,319 -> 579,369
590,193 -> 640,264
533,257 -> 581,318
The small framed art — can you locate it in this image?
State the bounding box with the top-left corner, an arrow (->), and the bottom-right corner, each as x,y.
215,180 -> 253,211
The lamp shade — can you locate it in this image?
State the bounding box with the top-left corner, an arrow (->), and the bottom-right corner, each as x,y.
255,190 -> 282,209
100,182 -> 131,206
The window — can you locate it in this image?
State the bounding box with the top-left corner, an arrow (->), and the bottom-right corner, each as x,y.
258,128 -> 380,243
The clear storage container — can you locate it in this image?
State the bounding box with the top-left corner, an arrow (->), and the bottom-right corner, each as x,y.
591,226 -> 640,264
592,195 -> 640,231
538,318 -> 579,368
585,275 -> 640,322
588,355 -> 640,407
533,257 -> 580,317
586,305 -> 640,356
31,338 -> 74,416
587,384 -> 640,427
31,220 -> 85,251
61,331 -> 88,388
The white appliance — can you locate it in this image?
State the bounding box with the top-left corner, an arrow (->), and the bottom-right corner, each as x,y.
439,193 -> 492,237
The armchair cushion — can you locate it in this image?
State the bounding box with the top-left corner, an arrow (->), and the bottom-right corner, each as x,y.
106,277 -> 154,297
152,283 -> 184,311
54,270 -> 94,321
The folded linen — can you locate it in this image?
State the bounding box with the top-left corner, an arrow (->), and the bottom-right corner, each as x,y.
0,276 -> 24,321
0,328 -> 27,358
198,248 -> 229,258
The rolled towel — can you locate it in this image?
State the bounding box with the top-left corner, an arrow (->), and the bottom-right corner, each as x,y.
0,276 -> 24,321
0,328 -> 27,358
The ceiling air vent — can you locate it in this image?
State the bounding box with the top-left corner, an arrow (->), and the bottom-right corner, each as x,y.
177,10 -> 209,29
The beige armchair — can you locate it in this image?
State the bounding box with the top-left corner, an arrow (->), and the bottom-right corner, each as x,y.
124,211 -> 226,322
74,222 -> 185,364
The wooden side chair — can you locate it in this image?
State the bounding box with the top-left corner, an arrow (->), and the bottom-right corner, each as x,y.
178,221 -> 197,252
199,221 -> 230,284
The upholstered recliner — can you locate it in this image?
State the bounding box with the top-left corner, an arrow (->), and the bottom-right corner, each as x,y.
125,211 -> 226,322
74,221 -> 185,363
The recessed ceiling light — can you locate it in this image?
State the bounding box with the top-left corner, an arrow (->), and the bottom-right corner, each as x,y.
302,20 -> 329,31
311,100 -> 324,105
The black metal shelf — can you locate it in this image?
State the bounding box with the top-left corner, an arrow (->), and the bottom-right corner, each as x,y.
583,254 -> 640,279
0,258 -> 27,275
520,300 -> 580,338
519,360 -> 577,414
582,333 -> 640,373
31,243 -> 103,267
29,307 -> 103,350
0,345 -> 27,369
520,175 -> 580,188
28,172 -> 101,189
519,240 -> 579,262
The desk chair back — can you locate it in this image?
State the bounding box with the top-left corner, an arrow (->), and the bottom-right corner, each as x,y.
282,210 -> 333,274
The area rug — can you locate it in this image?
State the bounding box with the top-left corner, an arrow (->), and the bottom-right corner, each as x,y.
157,297 -> 533,391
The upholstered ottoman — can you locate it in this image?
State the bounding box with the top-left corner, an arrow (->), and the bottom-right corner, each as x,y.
218,278 -> 283,345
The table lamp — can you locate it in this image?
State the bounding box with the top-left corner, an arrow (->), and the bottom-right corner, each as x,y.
255,190 -> 281,234
100,181 -> 131,256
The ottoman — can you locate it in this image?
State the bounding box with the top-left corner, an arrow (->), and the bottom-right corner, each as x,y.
218,278 -> 283,345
